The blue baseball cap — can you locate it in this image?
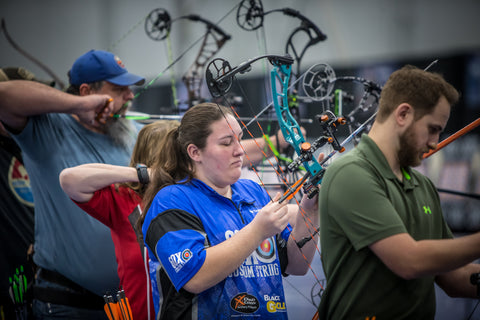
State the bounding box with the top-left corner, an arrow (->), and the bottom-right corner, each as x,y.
69,50 -> 145,86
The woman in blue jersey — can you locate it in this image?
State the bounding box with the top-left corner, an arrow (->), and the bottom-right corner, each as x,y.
141,102 -> 319,320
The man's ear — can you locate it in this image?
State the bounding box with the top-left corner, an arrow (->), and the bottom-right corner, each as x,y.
395,103 -> 414,128
187,143 -> 200,162
78,83 -> 92,96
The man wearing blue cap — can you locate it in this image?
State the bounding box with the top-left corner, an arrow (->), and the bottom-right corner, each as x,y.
0,50 -> 145,319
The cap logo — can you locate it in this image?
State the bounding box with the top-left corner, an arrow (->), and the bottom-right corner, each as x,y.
114,56 -> 125,68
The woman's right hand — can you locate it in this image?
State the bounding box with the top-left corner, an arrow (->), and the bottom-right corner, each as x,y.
250,192 -> 291,240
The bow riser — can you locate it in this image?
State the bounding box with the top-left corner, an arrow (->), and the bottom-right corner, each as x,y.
271,62 -> 328,200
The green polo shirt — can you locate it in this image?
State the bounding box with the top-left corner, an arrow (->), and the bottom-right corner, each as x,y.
318,134 -> 453,320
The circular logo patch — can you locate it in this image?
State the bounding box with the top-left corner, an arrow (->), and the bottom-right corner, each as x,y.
182,249 -> 192,261
255,238 -> 275,263
8,157 -> 34,207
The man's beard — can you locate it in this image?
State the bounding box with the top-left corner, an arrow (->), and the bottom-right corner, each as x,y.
398,124 -> 422,168
104,117 -> 136,150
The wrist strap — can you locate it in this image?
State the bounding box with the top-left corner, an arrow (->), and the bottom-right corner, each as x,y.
135,164 -> 149,185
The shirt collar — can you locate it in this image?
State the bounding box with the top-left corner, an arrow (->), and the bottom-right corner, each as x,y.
357,134 -> 418,190
190,178 -> 257,205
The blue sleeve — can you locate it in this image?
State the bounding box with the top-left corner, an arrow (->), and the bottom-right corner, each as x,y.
143,187 -> 209,291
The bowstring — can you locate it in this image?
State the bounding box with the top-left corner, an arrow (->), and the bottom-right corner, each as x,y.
251,9 -> 306,188
229,105 -> 291,188
269,65 -> 324,290
237,61 -> 327,257
212,77 -> 283,199
106,12 -> 150,52
164,31 -> 179,110
255,21 -> 273,181
214,71 -> 325,295
234,80 -> 292,186
232,72 -> 324,259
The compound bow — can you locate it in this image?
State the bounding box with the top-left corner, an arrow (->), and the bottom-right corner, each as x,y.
145,8 -> 231,108
235,0 -> 329,185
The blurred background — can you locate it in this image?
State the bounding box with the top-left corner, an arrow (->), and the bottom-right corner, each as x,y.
1,0 -> 479,319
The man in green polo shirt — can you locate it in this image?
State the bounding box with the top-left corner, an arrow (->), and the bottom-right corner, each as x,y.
318,65 -> 480,319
